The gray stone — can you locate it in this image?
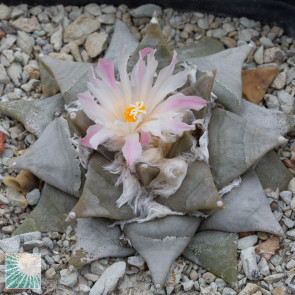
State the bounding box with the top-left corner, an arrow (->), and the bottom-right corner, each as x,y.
2,225 -> 15,233
0,4 -> 12,20
286,259 -> 295,270
130,4 -> 162,18
259,37 -> 274,48
127,256 -> 145,269
198,18 -> 209,29
240,17 -> 257,28
26,189 -> 41,206
280,191 -> 292,205
264,273 -> 285,284
0,194 -> 9,205
42,237 -> 53,249
282,216 -> 295,228
17,31 -> 35,55
270,254 -> 283,266
97,14 -> 116,25
91,261 -> 106,275
11,16 -> 41,33
241,247 -> 260,280
60,269 -> 78,287
50,24 -> 63,51
18,231 -> 42,243
0,236 -> 21,253
264,94 -> 279,110
101,5 -> 116,14
23,240 -> 44,250
212,28 -> 227,39
69,8 -> 82,21
11,6 -> 25,18
85,31 -> 108,58
7,62 -> 22,87
0,209 -> 5,217
239,29 -> 252,41
0,35 -> 17,52
222,23 -> 235,33
200,284 -> 218,295
182,280 -> 194,291
63,14 -> 101,43
264,47 -> 287,64
85,3 -> 101,16
287,67 -> 295,84
272,72 -> 287,89
45,268 -> 56,279
166,262 -> 186,295
238,235 -> 258,250
84,273 -> 99,282
21,79 -> 40,92
254,46 -> 264,65
1,49 -> 14,67
222,287 -> 237,295
0,64 -> 10,84
89,262 -> 126,295
277,90 -> 294,113
258,257 -> 270,276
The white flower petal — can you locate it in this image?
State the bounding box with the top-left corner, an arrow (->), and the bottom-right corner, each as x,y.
77,91 -> 109,124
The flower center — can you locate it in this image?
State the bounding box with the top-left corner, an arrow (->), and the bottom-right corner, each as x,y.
124,101 -> 146,122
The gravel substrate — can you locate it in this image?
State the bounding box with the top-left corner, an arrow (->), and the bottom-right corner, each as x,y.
0,2 -> 295,295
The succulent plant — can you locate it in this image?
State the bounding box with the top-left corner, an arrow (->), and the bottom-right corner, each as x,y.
2,15 -> 295,291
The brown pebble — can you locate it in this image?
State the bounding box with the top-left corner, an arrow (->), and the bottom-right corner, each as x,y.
220,36 -> 237,48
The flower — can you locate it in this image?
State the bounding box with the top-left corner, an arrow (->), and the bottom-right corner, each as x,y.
78,48 -> 207,166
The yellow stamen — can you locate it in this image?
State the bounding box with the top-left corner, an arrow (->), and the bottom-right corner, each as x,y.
124,101 -> 146,122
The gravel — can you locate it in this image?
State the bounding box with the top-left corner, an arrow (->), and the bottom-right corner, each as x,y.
0,3 -> 294,295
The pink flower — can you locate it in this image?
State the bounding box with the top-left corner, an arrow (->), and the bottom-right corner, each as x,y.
78,48 -> 207,166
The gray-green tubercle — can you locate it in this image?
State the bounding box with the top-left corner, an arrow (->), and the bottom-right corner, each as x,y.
6,15 -> 293,290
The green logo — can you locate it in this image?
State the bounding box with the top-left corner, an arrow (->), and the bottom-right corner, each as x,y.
5,253 -> 41,289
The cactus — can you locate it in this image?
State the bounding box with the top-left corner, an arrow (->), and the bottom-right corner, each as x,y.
3,15 -> 294,290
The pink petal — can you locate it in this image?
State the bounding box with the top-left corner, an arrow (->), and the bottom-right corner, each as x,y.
140,131 -> 151,146
80,124 -> 103,148
140,49 -> 158,102
165,119 -> 195,136
148,51 -> 190,111
155,93 -> 207,115
89,128 -> 114,149
96,58 -> 117,90
131,48 -> 154,99
122,133 -> 142,166
87,67 -> 121,118
77,91 -> 108,124
140,48 -> 154,59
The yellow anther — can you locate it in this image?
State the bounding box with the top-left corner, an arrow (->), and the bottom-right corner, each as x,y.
124,101 -> 146,122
